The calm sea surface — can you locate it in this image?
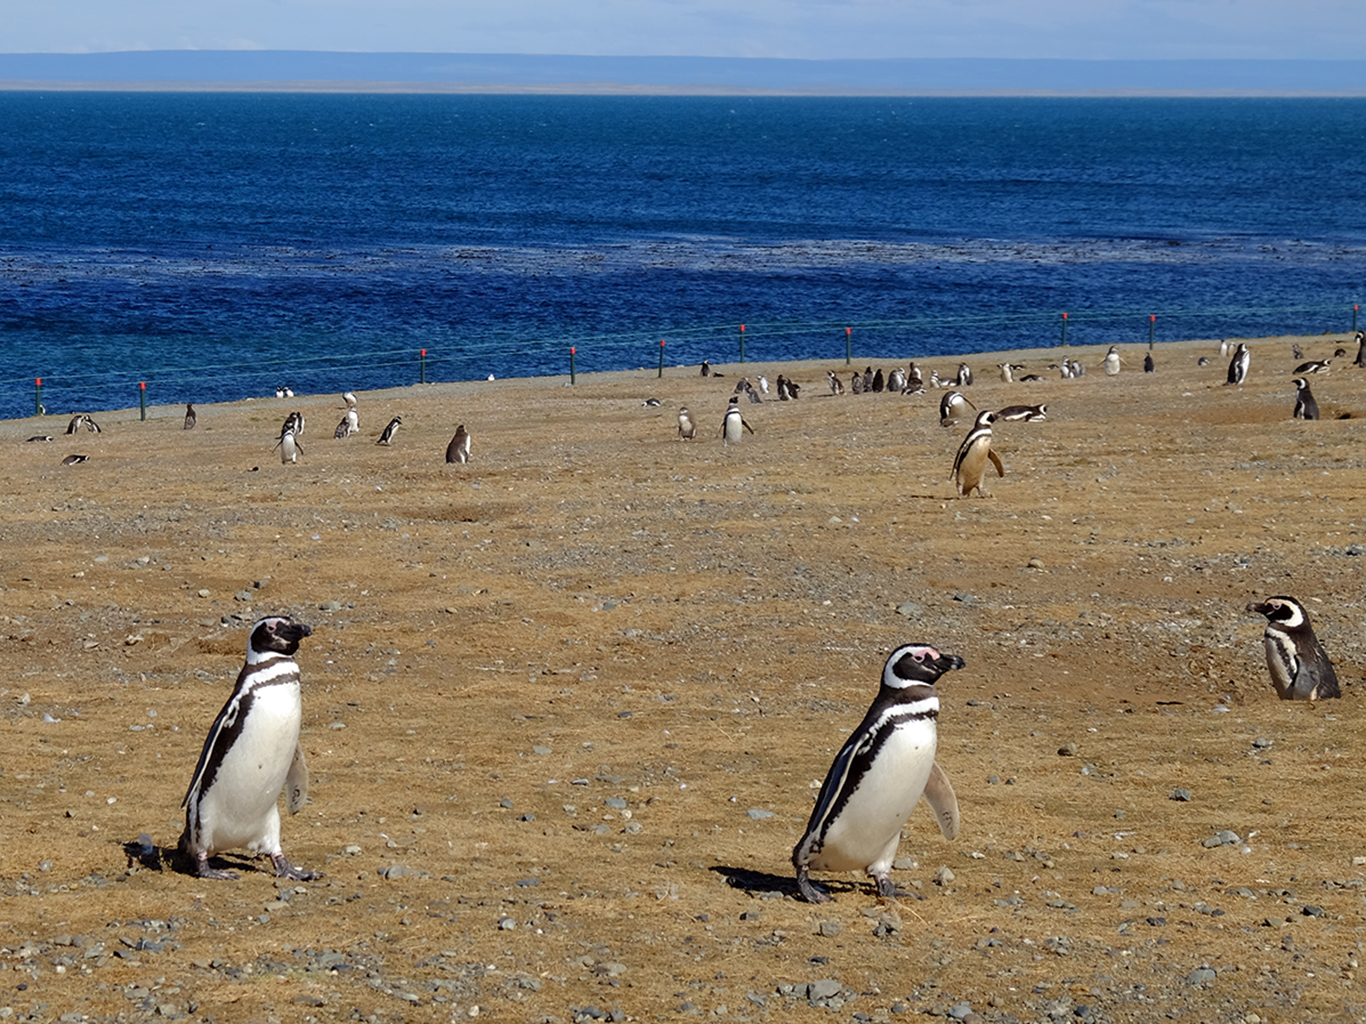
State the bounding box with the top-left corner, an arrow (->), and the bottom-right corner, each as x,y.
1,93 -> 1365,417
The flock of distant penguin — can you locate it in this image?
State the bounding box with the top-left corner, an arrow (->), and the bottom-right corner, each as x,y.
27,338 -> 1361,896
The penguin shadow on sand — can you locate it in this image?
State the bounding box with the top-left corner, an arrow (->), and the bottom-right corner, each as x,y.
121,833 -> 258,878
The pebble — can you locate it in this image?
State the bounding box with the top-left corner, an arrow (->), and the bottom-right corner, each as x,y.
1169,788 -> 1192,801
818,920 -> 841,937
1201,830 -> 1241,848
746,808 -> 774,820
895,601 -> 923,618
1057,741 -> 1078,757
935,866 -> 955,886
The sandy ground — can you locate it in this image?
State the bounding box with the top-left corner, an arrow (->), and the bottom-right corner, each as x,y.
3,334 -> 1366,1024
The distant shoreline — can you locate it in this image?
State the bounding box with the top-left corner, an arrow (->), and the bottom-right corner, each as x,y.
4,81 -> 1366,97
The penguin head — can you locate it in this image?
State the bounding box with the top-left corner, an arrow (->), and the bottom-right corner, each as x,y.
883,644 -> 966,688
1247,597 -> 1307,629
974,410 -> 997,428
249,616 -> 313,658
1292,377 -> 1309,391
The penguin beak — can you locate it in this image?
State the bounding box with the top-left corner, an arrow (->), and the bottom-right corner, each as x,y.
1246,601 -> 1271,616
936,653 -> 967,673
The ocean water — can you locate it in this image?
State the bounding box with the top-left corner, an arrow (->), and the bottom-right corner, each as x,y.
1,92 -> 1365,418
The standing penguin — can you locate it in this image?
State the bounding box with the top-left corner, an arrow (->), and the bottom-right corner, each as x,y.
792,643 -> 964,903
956,363 -> 973,386
376,416 -> 402,445
721,398 -> 754,445
1354,331 -> 1366,369
1246,597 -> 1340,700
998,363 -> 1014,383
951,410 -> 1004,497
446,424 -> 472,463
178,615 -> 318,880
277,428 -> 302,464
677,407 -> 696,440
1226,343 -> 1251,385
938,390 -> 976,427
827,370 -> 845,396
1143,353 -> 1155,373
887,367 -> 906,393
871,368 -> 885,393
183,403 -> 197,430
1292,377 -> 1320,420
1103,346 -> 1122,376
862,366 -> 874,392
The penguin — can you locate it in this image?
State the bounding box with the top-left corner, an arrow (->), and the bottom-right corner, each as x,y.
342,391 -> 357,409
887,368 -> 906,393
788,379 -> 801,400
744,383 -> 762,404
1219,339 -> 1230,358
871,369 -> 885,393
677,407 -> 696,441
862,366 -> 874,392
275,386 -> 286,399
178,615 -> 319,880
1197,356 -> 1211,367
1354,331 -> 1366,368
1103,346 -> 1122,376
376,416 -> 402,446
446,424 -> 472,463
951,410 -> 1004,498
84,415 -> 103,433
792,643 -> 964,903
903,365 -> 924,394
1226,343 -> 1250,385
277,429 -> 302,464
66,414 -> 85,435
998,363 -> 1014,383
938,390 -> 975,427
1047,362 -> 1070,380
849,371 -> 864,395
1143,353 -> 1155,373
956,363 -> 973,386
721,398 -> 754,445
333,417 -> 348,440
776,375 -> 791,401
284,386 -> 295,398
281,410 -> 305,437
757,375 -> 770,394
1068,358 -> 1086,378
827,368 -> 847,396
733,378 -> 752,395
700,361 -> 711,377
928,369 -> 943,389
642,398 -> 661,407
1294,359 -> 1331,374
26,435 -> 52,443
996,404 -> 1047,422
1335,348 -> 1347,358
1017,373 -> 1042,382
1246,597 -> 1340,701
1292,377 -> 1320,420
1291,343 -> 1304,360
183,403 -> 197,430
61,454 -> 89,465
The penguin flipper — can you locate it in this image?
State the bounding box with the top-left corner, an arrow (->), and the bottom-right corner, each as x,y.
922,760 -> 960,840
743,419 -> 755,434
1293,659 -> 1340,701
988,450 -> 1005,477
285,742 -> 309,814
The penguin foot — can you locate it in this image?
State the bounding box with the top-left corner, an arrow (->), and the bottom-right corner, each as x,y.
875,875 -> 907,900
795,869 -> 831,904
194,858 -> 240,881
271,853 -> 319,880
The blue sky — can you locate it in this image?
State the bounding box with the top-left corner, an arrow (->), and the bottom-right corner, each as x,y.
6,0 -> 1365,60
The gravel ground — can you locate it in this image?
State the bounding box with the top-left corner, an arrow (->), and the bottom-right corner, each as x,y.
2,334 -> 1366,1023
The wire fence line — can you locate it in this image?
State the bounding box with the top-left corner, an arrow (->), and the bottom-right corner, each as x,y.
4,301 -> 1360,419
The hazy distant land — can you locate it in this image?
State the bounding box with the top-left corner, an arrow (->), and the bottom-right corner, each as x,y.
2,51 -> 1366,95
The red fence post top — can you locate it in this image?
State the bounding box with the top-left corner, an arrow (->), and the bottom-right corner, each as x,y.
739,324 -> 745,331
660,339 -> 665,346
421,348 -> 427,357
140,381 -> 146,389
35,377 -> 41,386
1062,312 -> 1068,319
570,347 -> 576,355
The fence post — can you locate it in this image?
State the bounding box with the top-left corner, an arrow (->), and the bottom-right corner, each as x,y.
739,324 -> 746,363
1149,314 -> 1155,350
139,381 -> 147,421
1061,312 -> 1068,347
34,377 -> 42,416
658,339 -> 665,378
420,348 -> 427,384
845,326 -> 852,365
570,346 -> 576,385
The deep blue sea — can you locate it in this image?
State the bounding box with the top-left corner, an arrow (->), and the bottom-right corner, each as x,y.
2,93 -> 1365,418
